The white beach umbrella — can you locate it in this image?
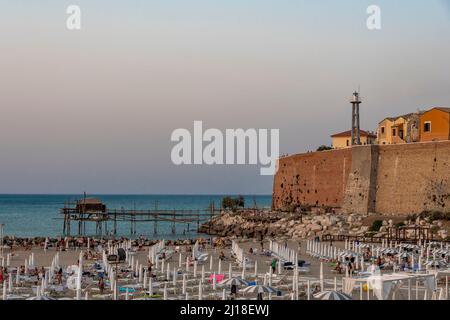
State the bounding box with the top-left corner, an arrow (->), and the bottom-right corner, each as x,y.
254,260 -> 258,277
201,265 -> 205,283
314,290 -> 352,300
185,257 -> 189,272
179,253 -> 182,268
212,272 -> 217,290
241,259 -> 246,279
242,285 -> 276,294
222,288 -> 227,300
209,255 -> 213,271
218,259 -> 222,275
219,277 -> 249,287
228,263 -> 232,279
27,295 -> 57,300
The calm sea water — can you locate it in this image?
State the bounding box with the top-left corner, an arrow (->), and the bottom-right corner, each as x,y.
0,195 -> 272,238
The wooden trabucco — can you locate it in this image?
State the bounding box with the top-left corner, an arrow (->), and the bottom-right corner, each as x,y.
60,198 -> 220,237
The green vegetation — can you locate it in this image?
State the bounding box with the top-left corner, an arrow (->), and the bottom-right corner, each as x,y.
316,145 -> 333,152
395,222 -> 405,229
369,220 -> 383,232
407,211 -> 450,222
222,195 -> 245,211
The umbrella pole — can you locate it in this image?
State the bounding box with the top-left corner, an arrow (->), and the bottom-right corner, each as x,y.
408,279 -> 411,300
415,279 -> 419,300
307,280 -> 310,300
366,280 -> 370,300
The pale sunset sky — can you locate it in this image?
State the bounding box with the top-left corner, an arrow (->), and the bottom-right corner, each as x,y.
0,0 -> 449,194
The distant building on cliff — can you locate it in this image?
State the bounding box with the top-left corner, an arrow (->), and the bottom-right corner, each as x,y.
331,130 -> 377,149
377,112 -> 422,145
377,107 -> 450,145
419,107 -> 450,142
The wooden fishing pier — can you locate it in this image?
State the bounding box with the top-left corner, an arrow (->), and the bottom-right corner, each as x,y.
60,198 -> 220,237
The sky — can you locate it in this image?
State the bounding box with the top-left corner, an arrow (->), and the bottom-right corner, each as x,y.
0,0 -> 449,194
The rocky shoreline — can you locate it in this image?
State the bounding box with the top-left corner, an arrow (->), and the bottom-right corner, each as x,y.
0,236 -> 202,248
199,210 -> 450,241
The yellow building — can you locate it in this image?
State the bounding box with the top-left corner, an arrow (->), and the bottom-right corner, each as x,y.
419,107 -> 450,142
377,112 -> 421,145
331,130 -> 377,149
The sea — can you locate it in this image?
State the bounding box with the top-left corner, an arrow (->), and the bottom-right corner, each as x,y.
0,194 -> 272,239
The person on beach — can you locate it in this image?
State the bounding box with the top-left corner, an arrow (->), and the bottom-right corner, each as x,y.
271,259 -> 277,273
99,277 -> 105,294
219,251 -> 225,260
334,261 -> 342,274
56,268 -> 63,285
231,284 -> 237,297
0,267 -> 4,283
147,259 -> 153,274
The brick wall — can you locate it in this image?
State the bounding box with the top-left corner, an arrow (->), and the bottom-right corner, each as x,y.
272,141 -> 450,215
374,141 -> 450,214
272,148 -> 352,210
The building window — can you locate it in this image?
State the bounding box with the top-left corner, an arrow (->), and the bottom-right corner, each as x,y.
392,128 -> 396,136
381,127 -> 385,134
346,139 -> 349,146
399,129 -> 404,139
424,121 -> 431,133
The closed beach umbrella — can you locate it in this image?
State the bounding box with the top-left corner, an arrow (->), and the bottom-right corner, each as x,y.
314,291 -> 352,300
319,262 -> 324,291
179,253 -> 182,268
172,268 -> 177,286
163,284 -> 167,300
8,274 -> 13,293
166,263 -> 170,280
222,288 -> 227,300
228,263 -> 232,279
198,282 -> 203,300
218,259 -> 222,275
194,261 -> 197,278
212,272 -> 217,290
201,265 -> 205,283
2,281 -> 6,300
210,256 -> 213,271
182,274 -> 186,294
148,277 -> 153,296
241,259 -> 246,279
